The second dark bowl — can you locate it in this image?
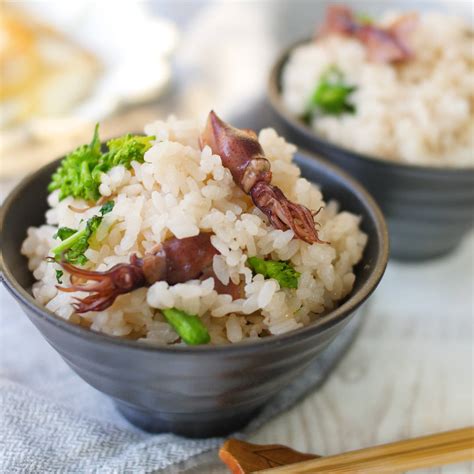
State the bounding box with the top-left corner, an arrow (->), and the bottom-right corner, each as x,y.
268,40 -> 474,260
1,151 -> 388,438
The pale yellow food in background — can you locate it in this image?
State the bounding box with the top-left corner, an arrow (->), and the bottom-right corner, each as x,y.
0,6 -> 100,128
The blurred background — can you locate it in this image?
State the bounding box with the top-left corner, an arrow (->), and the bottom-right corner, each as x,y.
1,0 -> 471,187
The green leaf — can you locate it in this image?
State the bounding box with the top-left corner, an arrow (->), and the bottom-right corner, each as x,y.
305,66 -> 356,120
48,124 -> 155,202
54,227 -> 76,240
55,270 -> 64,284
99,200 -> 115,215
52,201 -> 114,265
247,256 -> 300,289
162,308 -> 211,345
90,122 -> 101,154
48,124 -> 103,202
103,134 -> 155,169
52,226 -> 89,265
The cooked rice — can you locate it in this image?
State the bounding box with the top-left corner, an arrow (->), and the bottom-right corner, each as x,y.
22,117 -> 367,345
282,12 -> 474,167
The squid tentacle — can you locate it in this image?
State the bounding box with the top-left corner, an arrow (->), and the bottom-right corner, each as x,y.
250,182 -> 327,244
201,111 -> 325,244
318,5 -> 417,63
57,261 -> 147,313
72,294 -> 118,313
56,233 -> 220,313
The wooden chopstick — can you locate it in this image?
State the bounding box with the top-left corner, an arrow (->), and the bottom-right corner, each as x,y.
256,427 -> 474,473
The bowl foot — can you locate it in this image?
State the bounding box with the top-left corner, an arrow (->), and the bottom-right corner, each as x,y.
114,400 -> 262,438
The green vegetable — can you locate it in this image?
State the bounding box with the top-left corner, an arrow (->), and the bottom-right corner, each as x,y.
247,256 -> 300,289
48,124 -> 102,201
55,270 -> 64,284
52,201 -> 115,265
304,66 -> 356,121
48,125 -> 155,202
54,227 -> 76,241
98,200 -> 114,215
104,134 -> 156,169
162,308 -> 211,345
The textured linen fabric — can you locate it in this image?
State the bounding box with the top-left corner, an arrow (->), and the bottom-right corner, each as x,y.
0,283 -> 362,473
0,381 -> 221,473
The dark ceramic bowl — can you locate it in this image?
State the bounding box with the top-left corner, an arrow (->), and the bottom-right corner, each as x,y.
268,40 -> 474,260
1,151 -> 388,438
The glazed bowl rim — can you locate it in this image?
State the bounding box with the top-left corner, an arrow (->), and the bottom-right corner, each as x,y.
268,38 -> 474,176
0,149 -> 388,355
